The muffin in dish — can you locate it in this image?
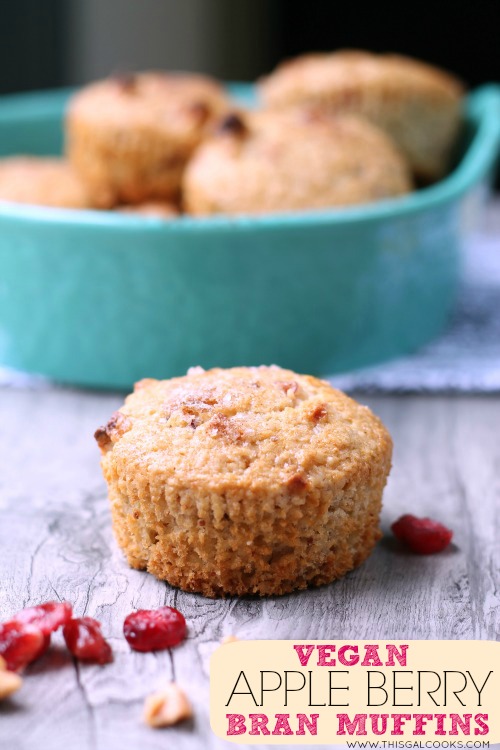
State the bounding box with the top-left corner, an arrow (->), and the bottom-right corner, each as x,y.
115,201 -> 179,219
0,157 -> 89,209
183,109 -> 412,215
66,72 -> 230,207
95,366 -> 392,597
260,50 -> 464,181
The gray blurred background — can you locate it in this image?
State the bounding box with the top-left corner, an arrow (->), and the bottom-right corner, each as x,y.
66,0 -> 277,84
0,0 -> 498,93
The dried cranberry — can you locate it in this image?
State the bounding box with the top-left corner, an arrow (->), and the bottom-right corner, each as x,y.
391,514 -> 453,554
37,633 -> 52,660
63,617 -> 113,665
14,601 -> 73,636
0,621 -> 45,671
123,607 -> 186,652
112,71 -> 137,93
218,112 -> 247,137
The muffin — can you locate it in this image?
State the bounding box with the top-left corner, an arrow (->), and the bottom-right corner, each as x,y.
183,109 -> 411,215
95,365 -> 392,597
66,72 -> 230,208
0,157 -> 89,209
115,201 -> 179,219
260,50 -> 464,181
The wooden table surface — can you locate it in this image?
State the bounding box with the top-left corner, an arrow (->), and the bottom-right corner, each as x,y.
1,387 -> 499,750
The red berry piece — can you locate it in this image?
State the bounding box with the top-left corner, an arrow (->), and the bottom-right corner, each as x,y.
0,621 -> 45,671
391,514 -> 453,554
14,601 -> 73,636
123,607 -> 187,652
63,617 -> 113,665
36,633 -> 52,660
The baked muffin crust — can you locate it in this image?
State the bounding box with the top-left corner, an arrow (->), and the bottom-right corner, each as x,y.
115,201 -> 179,219
260,50 -> 464,180
183,109 -> 412,215
0,157 -> 89,209
66,72 -> 230,207
96,366 -> 392,597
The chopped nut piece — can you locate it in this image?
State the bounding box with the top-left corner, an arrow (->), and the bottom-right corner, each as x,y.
309,403 -> 328,421
208,413 -> 243,442
276,380 -> 298,396
0,669 -> 22,700
143,683 -> 193,728
186,366 -> 205,376
93,425 -> 110,450
221,635 -> 239,644
105,411 -> 131,438
94,411 -> 132,450
286,473 -> 308,491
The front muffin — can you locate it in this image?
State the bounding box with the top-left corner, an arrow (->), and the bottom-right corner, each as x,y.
66,72 -> 229,207
95,366 -> 392,597
183,109 -> 411,215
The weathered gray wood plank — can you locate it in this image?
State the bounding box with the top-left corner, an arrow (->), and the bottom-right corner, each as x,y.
0,388 -> 499,749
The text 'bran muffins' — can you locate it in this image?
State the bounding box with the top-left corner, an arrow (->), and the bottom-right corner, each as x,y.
260,50 -> 464,181
95,366 -> 392,597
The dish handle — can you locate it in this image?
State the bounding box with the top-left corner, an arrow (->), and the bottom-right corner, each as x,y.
458,83 -> 500,189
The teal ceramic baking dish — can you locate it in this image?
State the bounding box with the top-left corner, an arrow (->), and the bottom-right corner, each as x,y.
0,84 -> 499,389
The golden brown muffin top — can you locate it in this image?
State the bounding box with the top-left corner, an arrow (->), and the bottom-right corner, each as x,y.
0,157 -> 89,209
183,108 -> 412,215
68,72 -> 230,143
260,50 -> 464,108
95,366 -> 392,494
